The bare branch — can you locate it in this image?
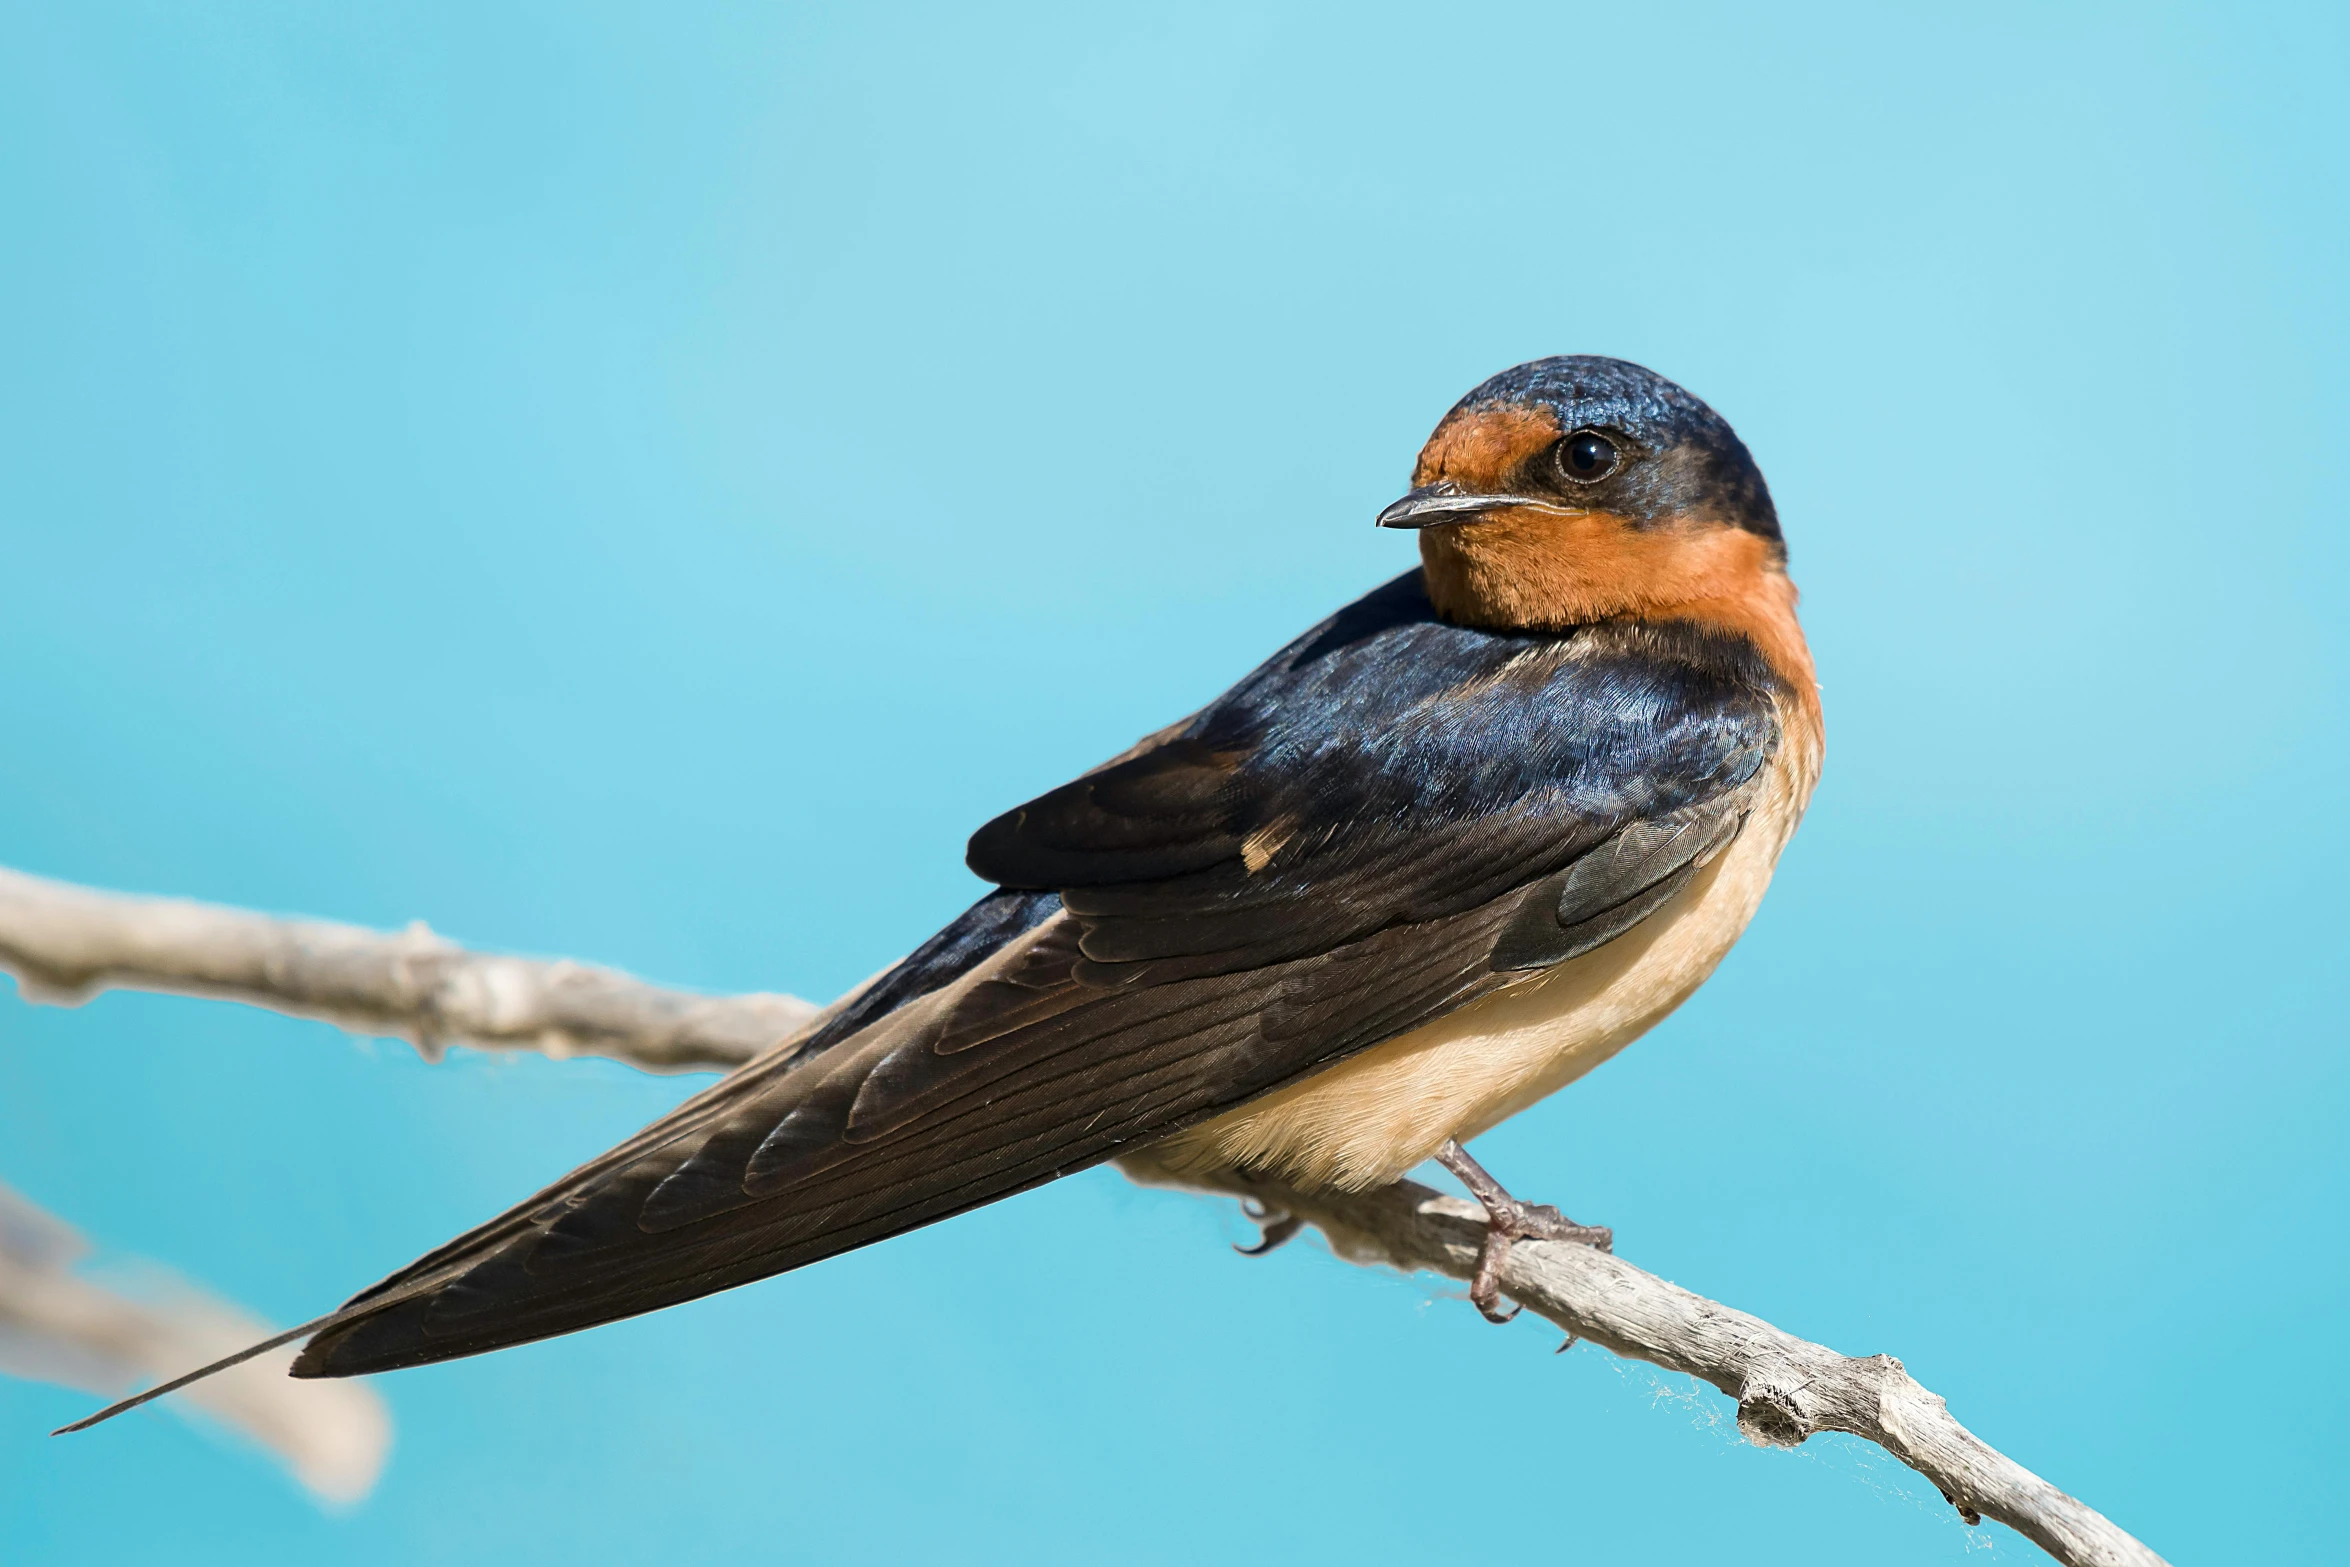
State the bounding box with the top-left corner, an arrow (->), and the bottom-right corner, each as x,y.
1154,1167 -> 2170,1567
0,866 -> 813,1073
0,1184 -> 388,1504
1,866 -> 2169,1563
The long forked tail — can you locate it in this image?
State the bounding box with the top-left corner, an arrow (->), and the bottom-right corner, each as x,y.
52,1314 -> 343,1435
50,1273 -> 448,1436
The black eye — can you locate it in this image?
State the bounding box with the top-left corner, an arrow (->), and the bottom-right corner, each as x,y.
1557,430 -> 1619,483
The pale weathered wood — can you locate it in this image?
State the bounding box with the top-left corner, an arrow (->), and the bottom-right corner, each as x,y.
1160,1167 -> 2169,1567
0,865 -> 816,1073
0,865 -> 2170,1563
0,1182 -> 388,1503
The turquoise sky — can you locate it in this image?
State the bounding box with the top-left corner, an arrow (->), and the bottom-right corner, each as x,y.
3,4 -> 2343,1562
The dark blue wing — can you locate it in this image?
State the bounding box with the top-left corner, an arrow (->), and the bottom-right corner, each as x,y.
289,572 -> 1784,1378
968,571 -> 1777,982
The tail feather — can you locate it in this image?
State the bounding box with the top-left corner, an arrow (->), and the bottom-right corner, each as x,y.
53,1314 -> 339,1435
51,1248 -> 512,1433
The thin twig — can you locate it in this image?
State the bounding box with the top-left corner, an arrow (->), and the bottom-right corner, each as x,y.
0,866 -> 815,1073
1154,1167 -> 2168,1567
0,865 -> 2169,1563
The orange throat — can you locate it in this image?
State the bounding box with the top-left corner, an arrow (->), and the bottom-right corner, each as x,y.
1419,512 -> 1819,724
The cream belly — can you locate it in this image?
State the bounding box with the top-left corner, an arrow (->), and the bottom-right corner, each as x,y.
1128,716 -> 1818,1193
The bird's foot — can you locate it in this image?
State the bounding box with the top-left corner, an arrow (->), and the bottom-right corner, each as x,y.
1234,1198 -> 1305,1257
1435,1139 -> 1611,1323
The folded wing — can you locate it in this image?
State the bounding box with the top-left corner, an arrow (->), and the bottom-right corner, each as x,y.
292,572 -> 1784,1377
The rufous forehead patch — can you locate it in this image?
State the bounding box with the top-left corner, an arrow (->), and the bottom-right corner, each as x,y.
1411,403 -> 1564,489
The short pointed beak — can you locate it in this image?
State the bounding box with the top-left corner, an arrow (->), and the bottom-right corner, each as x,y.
1375,484 -> 1576,528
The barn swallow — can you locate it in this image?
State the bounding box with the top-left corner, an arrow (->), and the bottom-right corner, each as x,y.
63,354 -> 1820,1431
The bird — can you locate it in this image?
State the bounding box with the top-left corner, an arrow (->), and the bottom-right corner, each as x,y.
61,353 -> 1820,1432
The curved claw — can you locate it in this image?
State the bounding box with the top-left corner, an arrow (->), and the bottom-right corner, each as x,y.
1434,1140 -> 1613,1327
1235,1212 -> 1305,1256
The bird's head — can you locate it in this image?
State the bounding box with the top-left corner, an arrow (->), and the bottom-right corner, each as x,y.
1381,356 -> 1787,634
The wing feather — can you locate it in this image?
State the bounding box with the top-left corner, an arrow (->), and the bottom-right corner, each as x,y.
289,573 -> 1785,1379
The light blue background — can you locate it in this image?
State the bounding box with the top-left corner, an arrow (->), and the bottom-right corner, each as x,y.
2,4 -> 2341,1561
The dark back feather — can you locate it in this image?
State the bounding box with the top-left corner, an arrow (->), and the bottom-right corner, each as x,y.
289,570 -> 1785,1378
